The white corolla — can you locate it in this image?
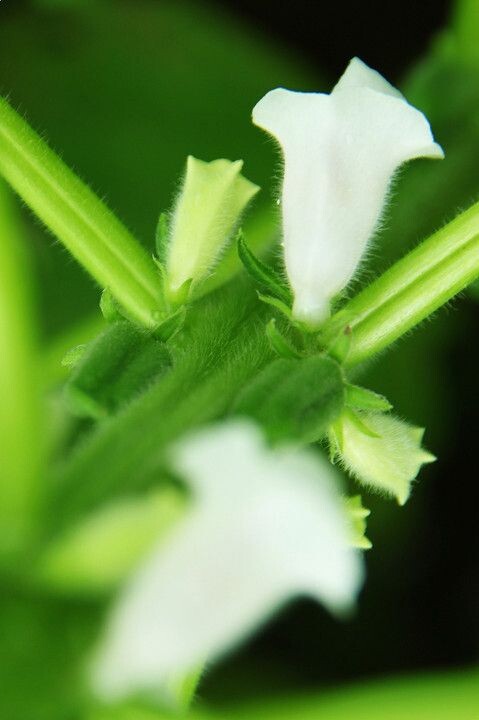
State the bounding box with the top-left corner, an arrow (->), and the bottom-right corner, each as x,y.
92,421 -> 363,702
252,57 -> 444,327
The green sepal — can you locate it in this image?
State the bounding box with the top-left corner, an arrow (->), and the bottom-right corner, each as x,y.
265,319 -> 302,359
64,321 -> 172,419
345,384 -> 393,412
155,211 -> 169,265
167,277 -> 193,306
61,344 -> 87,370
238,231 -> 292,304
100,288 -> 124,324
154,306 -> 187,342
344,495 -> 372,550
234,355 -> 345,444
257,291 -> 293,321
326,325 -> 352,363
346,409 -> 383,439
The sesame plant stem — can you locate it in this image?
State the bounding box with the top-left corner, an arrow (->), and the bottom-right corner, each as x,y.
322,203 -> 479,365
0,97 -> 164,328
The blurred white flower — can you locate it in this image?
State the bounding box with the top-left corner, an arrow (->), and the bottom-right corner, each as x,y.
252,57 -> 444,327
92,421 -> 363,702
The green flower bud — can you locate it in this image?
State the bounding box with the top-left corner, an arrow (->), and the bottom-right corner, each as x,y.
331,409 -> 435,505
166,156 -> 259,302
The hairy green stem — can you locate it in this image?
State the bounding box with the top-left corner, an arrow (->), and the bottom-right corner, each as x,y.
0,182 -> 43,560
322,202 -> 479,365
0,97 -> 163,328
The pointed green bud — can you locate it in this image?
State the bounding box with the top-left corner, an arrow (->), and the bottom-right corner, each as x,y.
330,410 -> 435,505
166,156 -> 259,302
344,495 -> 372,549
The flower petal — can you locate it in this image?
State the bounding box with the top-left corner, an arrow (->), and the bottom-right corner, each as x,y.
332,56 -> 404,98
92,421 -> 362,702
252,59 -> 444,327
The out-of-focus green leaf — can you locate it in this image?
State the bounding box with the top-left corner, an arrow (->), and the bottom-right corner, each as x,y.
64,321 -> 172,419
0,181 -> 43,561
220,668 -> 479,720
234,355 -> 345,444
37,487 -> 185,595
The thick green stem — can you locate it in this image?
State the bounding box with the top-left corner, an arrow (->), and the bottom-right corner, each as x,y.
0,97 -> 163,328
0,182 -> 43,560
322,202 -> 479,365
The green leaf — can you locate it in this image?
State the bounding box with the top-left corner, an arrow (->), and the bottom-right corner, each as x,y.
237,231 -> 292,304
37,487 -> 185,596
265,319 -> 302,359
50,285 -> 271,532
65,321 -> 172,419
234,355 -> 345,444
257,292 -> 294,321
154,306 -> 187,342
0,182 -> 43,561
100,289 -> 124,324
217,668 -> 479,720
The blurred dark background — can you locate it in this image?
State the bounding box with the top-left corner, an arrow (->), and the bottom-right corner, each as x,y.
220,0 -> 450,81
1,0 -> 478,709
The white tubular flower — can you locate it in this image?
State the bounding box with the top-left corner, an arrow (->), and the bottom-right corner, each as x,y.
252,57 -> 444,327
92,421 -> 363,702
166,156 -> 259,302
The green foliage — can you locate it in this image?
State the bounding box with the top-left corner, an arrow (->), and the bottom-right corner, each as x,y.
37,487 -> 185,596
65,322 -> 172,419
265,319 -> 302,359
0,182 -> 43,562
234,355 -> 345,444
345,384 -> 392,412
237,231 -> 292,305
50,284 -> 272,532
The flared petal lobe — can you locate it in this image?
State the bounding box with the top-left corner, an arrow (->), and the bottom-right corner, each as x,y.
252,57 -> 443,327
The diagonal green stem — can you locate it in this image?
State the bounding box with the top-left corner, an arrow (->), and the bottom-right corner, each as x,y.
0,97 -> 164,328
322,202 -> 479,366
